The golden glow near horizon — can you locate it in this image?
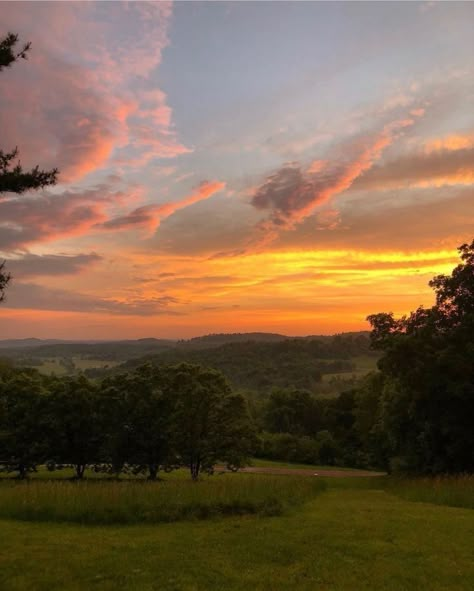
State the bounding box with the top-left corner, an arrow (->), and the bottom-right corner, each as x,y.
0,247 -> 459,339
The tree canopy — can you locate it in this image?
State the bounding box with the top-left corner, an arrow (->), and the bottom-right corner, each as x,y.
0,362 -> 255,480
367,240 -> 474,473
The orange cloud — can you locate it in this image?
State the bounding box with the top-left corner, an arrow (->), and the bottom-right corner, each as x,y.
306,160 -> 327,174
354,143 -> 474,191
0,186 -> 133,250
250,116 -> 419,244
101,181 -> 226,235
0,240 -> 464,339
424,133 -> 474,153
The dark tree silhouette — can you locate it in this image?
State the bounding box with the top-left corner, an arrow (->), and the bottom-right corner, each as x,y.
0,32 -> 59,300
367,239 -> 474,474
0,147 -> 58,194
0,32 -> 31,71
0,262 -> 10,302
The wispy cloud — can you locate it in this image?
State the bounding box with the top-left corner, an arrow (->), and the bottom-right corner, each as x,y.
0,186 -> 138,251
101,181 -> 226,235
354,143 -> 474,191
0,2 -> 188,182
5,253 -> 102,278
250,116 -> 420,244
3,282 -> 182,316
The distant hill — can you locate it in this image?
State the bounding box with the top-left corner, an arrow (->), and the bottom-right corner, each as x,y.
179,332 -> 288,348
0,338 -> 80,348
0,338 -> 176,361
0,331 -> 371,351
103,333 -> 377,394
0,332 -> 378,395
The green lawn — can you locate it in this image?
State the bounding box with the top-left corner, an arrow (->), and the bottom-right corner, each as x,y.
0,460 -> 370,481
0,477 -> 473,590
71,357 -> 120,371
321,354 -> 379,382
35,358 -> 68,376
250,458 -> 361,471
29,356 -> 120,376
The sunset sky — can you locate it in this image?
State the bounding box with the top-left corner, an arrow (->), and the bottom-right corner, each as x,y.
1,1 -> 473,339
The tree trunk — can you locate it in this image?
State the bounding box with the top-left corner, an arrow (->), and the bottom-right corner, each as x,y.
147,463 -> 159,480
17,463 -> 27,479
190,459 -> 201,481
75,464 -> 86,479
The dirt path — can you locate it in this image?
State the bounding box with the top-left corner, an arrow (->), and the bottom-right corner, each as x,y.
216,466 -> 386,477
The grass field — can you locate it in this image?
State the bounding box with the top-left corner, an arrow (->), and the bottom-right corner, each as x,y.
34,358 -> 68,376
0,475 -> 326,524
250,458 -> 358,471
384,474 -> 474,509
0,473 -> 473,590
31,356 -> 120,375
321,354 -> 379,382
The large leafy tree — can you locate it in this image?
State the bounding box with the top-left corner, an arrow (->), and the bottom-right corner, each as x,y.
0,368 -> 50,478
0,32 -> 59,301
168,363 -> 256,480
47,375 -> 104,479
101,365 -> 175,480
367,240 -> 474,473
264,388 -> 322,436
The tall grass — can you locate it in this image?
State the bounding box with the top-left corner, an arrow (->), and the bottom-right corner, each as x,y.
384,474 -> 474,509
0,474 -> 326,524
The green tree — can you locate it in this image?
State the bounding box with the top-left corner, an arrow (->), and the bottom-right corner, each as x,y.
168,363 -> 255,480
101,365 -> 174,480
264,388 -> 322,436
352,372 -> 389,468
315,430 -> 339,465
0,369 -> 49,478
47,375 -> 103,479
367,240 -> 474,473
257,432 -> 320,464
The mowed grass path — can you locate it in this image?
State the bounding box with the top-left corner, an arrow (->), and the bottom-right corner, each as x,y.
1,479 -> 473,591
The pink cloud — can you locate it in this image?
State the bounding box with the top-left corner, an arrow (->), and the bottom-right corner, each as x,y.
250,116 -> 420,244
0,2 -> 188,183
101,181 -> 226,235
0,186 -> 133,250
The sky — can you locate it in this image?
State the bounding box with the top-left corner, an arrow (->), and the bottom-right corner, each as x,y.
1,1 -> 473,339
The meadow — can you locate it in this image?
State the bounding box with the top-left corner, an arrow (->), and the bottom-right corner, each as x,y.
0,473 -> 326,525
383,474 -> 474,509
33,357 -> 120,375
0,469 -> 473,590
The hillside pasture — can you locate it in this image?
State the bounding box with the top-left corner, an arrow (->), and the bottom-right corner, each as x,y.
30,356 -> 120,376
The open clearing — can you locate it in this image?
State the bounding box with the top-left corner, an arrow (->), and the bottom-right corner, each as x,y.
217,465 -> 385,477
0,475 -> 473,591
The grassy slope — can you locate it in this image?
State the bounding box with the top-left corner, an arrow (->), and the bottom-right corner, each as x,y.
321,354 -> 379,381
1,480 -> 473,591
250,458 -> 358,471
